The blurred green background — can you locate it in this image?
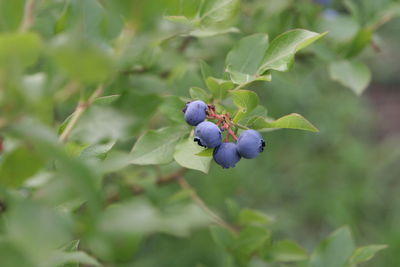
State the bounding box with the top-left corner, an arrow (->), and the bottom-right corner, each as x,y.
1,0 -> 400,266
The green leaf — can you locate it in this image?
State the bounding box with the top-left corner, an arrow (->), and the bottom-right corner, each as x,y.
239,208 -> 273,226
345,28 -> 373,58
258,29 -> 326,73
269,240 -> 308,263
189,87 -> 210,102
206,77 -> 235,100
0,32 -> 42,69
159,96 -> 187,124
329,60 -> 371,95
196,148 -> 214,157
47,251 -> 101,267
130,127 -> 187,165
51,44 -> 113,84
93,95 -> 120,105
0,0 -> 25,31
232,225 -> 271,261
225,33 -> 270,85
189,27 -> 239,38
164,15 -> 193,25
230,90 -> 259,122
238,105 -> 268,125
210,225 -> 235,249
80,141 -> 115,160
249,113 -> 319,132
348,245 -> 388,266
199,60 -> 214,81
0,146 -> 45,187
174,138 -> 213,173
199,0 -> 240,28
309,226 -> 356,267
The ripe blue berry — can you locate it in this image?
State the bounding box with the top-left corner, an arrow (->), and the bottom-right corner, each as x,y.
237,130 -> 265,159
213,142 -> 241,168
194,121 -> 222,148
183,100 -> 208,126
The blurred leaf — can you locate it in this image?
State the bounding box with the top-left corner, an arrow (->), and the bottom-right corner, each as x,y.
164,15 -> 193,25
249,113 -> 319,132
210,225 -> 235,249
174,138 -> 212,173
0,0 -> 24,31
190,87 -> 211,102
189,27 -> 239,38
230,90 -> 259,122
268,240 -> 308,263
329,60 -> 371,95
199,0 -> 240,28
318,14 -> 359,43
130,126 -> 187,165
232,225 -> 271,262
51,44 -> 113,84
71,106 -> 131,143
206,77 -> 235,100
239,209 -> 273,226
225,33 -> 270,85
46,251 -> 100,267
100,200 -> 210,237
258,29 -> 326,73
0,32 -> 42,69
199,60 -> 214,81
345,28 -> 373,58
159,96 -> 187,124
80,141 -> 115,160
348,245 -> 388,266
309,226 -> 355,267
6,200 -> 72,264
0,146 -> 45,187
94,95 -> 120,105
0,240 -> 34,267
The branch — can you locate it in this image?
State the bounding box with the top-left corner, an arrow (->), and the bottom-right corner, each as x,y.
119,168 -> 239,233
179,36 -> 195,52
59,85 -> 104,143
0,200 -> 7,214
177,175 -> 240,233
156,168 -> 188,185
19,0 -> 37,32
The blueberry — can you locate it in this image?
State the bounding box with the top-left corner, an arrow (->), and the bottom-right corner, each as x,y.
194,121 -> 222,148
213,142 -> 241,168
237,130 -> 265,159
183,100 -> 208,126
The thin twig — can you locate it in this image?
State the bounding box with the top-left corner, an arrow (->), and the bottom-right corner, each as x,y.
156,168 -> 188,185
19,0 -> 37,32
0,200 -> 7,214
59,85 -> 104,143
179,36 -> 195,52
177,175 -> 240,233
109,169 -> 240,233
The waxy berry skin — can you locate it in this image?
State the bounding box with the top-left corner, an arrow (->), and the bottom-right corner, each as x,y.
194,121 -> 222,148
213,142 -> 241,168
237,130 -> 265,159
183,100 -> 208,126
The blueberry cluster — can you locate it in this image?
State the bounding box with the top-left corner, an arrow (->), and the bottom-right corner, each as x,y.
183,100 -> 266,168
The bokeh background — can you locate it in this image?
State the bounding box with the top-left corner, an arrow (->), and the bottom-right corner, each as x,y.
1,0 -> 400,266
